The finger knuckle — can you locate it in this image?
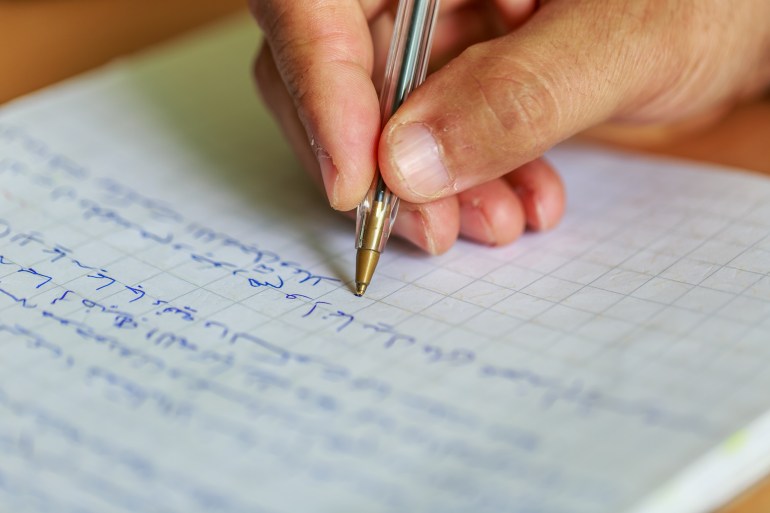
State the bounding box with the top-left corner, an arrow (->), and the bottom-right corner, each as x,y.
276,32 -> 366,101
465,47 -> 562,153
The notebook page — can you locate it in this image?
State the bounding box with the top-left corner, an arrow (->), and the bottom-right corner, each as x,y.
2,14 -> 770,513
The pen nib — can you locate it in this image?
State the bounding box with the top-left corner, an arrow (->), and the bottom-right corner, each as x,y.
355,248 -> 380,298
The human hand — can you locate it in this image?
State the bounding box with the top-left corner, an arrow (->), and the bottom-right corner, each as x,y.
250,0 -> 770,254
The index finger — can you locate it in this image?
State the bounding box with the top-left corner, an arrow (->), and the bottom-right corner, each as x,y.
249,0 -> 389,211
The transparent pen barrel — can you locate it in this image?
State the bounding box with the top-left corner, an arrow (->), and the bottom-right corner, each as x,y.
356,0 -> 440,253
379,0 -> 440,120
356,180 -> 399,252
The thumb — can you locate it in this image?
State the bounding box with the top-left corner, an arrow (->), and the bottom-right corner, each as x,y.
378,0 -> 665,203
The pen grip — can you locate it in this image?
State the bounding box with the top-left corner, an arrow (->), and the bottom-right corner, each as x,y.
355,0 -> 440,255
379,0 -> 440,122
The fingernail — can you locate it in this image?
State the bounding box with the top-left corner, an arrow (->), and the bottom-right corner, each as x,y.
390,123 -> 450,198
459,199 -> 496,245
318,155 -> 338,206
395,209 -> 438,255
534,197 -> 546,230
515,186 -> 547,230
312,137 -> 339,208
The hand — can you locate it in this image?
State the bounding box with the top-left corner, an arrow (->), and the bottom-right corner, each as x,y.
250,0 -> 770,254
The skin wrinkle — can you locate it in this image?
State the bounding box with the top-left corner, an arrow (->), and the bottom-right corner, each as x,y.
627,5 -> 719,117
289,59 -> 372,117
423,209 -> 439,255
260,32 -> 376,168
415,62 -> 503,176
470,61 -> 559,159
274,32 -> 372,75
255,39 -> 379,211
552,3 -> 633,122
258,1 -> 375,117
273,40 -> 373,109
543,1 -> 659,120
615,1 -> 767,120
285,59 -> 375,173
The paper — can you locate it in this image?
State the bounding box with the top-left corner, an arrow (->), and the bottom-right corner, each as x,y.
2,15 -> 770,513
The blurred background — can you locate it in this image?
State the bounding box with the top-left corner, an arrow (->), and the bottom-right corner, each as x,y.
0,0 -> 244,103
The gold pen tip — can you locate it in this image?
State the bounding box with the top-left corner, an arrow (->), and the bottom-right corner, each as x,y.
355,248 -> 380,298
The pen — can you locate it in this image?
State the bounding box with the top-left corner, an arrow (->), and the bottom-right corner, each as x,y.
354,0 -> 441,297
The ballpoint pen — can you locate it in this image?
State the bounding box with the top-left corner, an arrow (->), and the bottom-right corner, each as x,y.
354,0 -> 441,297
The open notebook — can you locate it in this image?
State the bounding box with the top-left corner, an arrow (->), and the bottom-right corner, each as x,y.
2,14 -> 770,513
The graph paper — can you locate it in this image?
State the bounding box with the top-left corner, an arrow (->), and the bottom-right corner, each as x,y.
1,15 -> 770,513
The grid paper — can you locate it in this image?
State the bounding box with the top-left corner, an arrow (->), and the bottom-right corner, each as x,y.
1,15 -> 770,513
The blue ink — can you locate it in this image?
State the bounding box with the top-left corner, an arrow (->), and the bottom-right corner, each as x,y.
295,387 -> 337,412
145,329 -> 198,351
350,378 -> 391,399
284,293 -> 312,301
0,219 -> 10,238
203,321 -> 229,339
72,259 -> 98,270
95,178 -> 183,223
248,276 -> 284,290
50,185 -> 78,201
124,284 -> 146,303
11,231 -> 43,247
189,350 -> 234,375
0,285 -> 37,309
480,364 -> 709,433
42,245 -> 71,262
0,157 -> 26,176
186,223 -> 218,244
301,300 -> 331,318
191,253 -> 236,270
51,290 -> 74,305
422,346 -> 475,365
17,267 -> 53,289
43,310 -> 116,345
323,311 -> 354,332
47,154 -> 88,180
30,173 -> 54,188
363,323 -> 416,349
231,333 -> 290,365
138,228 -> 173,244
81,298 -> 106,312
251,263 -> 275,275
290,267 -> 341,287
0,322 -> 74,367
156,306 -> 197,322
251,249 -> 281,265
242,366 -> 292,391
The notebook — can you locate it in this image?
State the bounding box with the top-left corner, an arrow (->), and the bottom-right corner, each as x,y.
2,14 -> 770,513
